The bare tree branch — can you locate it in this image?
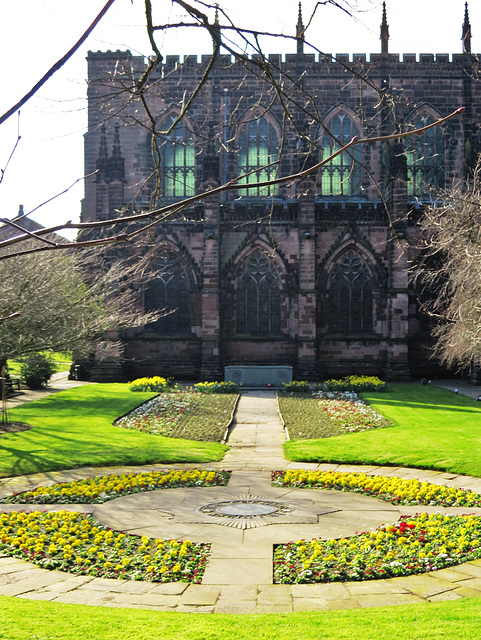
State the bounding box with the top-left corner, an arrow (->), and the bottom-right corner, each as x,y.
0,0 -> 117,127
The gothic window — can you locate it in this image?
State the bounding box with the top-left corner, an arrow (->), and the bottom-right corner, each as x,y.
406,114 -> 445,197
235,251 -> 282,334
157,118 -> 195,197
238,117 -> 279,197
144,253 -> 191,333
327,251 -> 373,334
321,113 -> 362,196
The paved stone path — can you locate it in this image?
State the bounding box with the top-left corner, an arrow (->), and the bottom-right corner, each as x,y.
2,385 -> 481,612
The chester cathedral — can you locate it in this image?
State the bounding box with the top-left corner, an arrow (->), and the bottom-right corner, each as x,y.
80,3 -> 480,384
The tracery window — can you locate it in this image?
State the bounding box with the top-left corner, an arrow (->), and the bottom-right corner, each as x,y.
238,117 -> 279,197
157,118 -> 195,197
406,114 -> 445,197
321,113 -> 362,196
144,253 -> 191,333
327,251 -> 373,334
235,251 -> 281,334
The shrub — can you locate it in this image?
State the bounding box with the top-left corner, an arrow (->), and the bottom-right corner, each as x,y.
128,376 -> 177,392
281,380 -> 312,393
194,381 -> 239,394
325,375 -> 386,393
19,353 -> 56,389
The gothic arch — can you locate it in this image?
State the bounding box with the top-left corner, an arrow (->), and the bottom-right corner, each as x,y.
318,236 -> 385,290
404,105 -> 448,198
319,241 -> 382,336
224,240 -> 290,336
147,109 -> 197,199
317,104 -> 365,197
233,108 -> 281,197
141,241 -> 198,334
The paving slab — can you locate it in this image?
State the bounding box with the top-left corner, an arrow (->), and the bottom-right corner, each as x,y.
179,584 -> 221,606
202,558 -> 273,585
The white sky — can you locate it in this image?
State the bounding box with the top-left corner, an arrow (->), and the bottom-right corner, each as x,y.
0,0 -> 479,237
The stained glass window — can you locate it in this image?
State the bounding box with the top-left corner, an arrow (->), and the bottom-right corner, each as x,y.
321,113 -> 362,196
327,251 -> 373,334
238,117 -> 279,197
236,251 -> 281,334
406,115 -> 445,197
144,254 -> 190,333
158,118 -> 195,197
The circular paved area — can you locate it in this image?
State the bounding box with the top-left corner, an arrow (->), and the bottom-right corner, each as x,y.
2,384 -> 481,613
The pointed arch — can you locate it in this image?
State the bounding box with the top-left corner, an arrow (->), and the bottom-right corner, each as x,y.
321,243 -> 379,336
143,245 -> 196,334
151,110 -> 196,198
236,110 -> 280,197
226,241 -> 289,335
319,105 -> 364,197
405,105 -> 446,198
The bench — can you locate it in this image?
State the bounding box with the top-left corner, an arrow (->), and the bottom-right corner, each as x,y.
1,376 -> 21,396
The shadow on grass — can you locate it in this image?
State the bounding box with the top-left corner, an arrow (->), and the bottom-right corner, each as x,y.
365,386 -> 481,414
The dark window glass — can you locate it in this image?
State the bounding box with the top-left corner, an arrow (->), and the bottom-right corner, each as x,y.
328,251 -> 373,334
235,251 -> 281,334
144,254 -> 190,333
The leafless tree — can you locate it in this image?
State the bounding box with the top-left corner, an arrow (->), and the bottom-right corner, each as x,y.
416,160 -> 481,372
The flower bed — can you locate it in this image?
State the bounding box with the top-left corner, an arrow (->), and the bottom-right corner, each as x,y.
324,375 -> 386,393
272,470 -> 481,508
278,392 -> 392,440
316,391 -> 392,434
0,469 -> 230,505
129,376 -> 177,392
115,392 -> 237,441
0,510 -> 208,583
274,512 -> 481,584
116,394 -> 196,436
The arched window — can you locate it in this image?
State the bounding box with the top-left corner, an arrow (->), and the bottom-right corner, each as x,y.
327,251 -> 373,334
321,113 -> 362,196
238,116 -> 279,197
235,251 -> 281,334
144,253 -> 191,333
406,114 -> 445,197
156,117 -> 195,197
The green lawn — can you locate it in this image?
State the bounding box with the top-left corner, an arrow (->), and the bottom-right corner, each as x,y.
7,351 -> 72,376
1,596 -> 481,639
0,384 -> 226,478
285,385 -> 481,477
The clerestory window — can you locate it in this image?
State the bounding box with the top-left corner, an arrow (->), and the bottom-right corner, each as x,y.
238,117 -> 279,197
321,113 -> 362,196
406,114 -> 445,197
157,118 -> 195,197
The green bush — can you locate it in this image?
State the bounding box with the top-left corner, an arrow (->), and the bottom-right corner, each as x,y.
325,375 -> 386,393
194,381 -> 239,394
19,353 -> 56,389
128,376 -> 177,392
281,380 -> 312,393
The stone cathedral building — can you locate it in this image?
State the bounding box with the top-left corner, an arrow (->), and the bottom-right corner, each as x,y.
81,4 -> 479,383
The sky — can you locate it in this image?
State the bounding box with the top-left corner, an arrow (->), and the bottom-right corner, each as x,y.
0,0 -> 479,238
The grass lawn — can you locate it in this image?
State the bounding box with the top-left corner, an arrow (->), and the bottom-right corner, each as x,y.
7,351 -> 72,376
2,596 -> 481,639
0,384 -> 227,478
284,385 -> 481,477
